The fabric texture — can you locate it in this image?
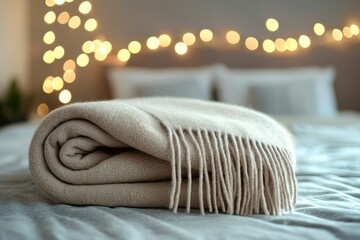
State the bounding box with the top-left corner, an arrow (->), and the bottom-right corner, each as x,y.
216,66 -> 337,117
29,97 -> 297,215
136,78 -> 211,100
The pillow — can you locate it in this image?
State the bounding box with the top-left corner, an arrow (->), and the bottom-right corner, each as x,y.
136,78 -> 211,100
107,64 -> 226,100
251,79 -> 317,115
216,66 -> 337,116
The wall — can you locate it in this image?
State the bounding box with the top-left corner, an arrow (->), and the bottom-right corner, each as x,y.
30,0 -> 360,111
0,0 -> 29,97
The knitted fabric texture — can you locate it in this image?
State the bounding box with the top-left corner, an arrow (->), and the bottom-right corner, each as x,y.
29,97 -> 297,215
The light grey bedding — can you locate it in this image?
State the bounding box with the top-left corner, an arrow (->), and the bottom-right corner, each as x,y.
1,116 -> 360,240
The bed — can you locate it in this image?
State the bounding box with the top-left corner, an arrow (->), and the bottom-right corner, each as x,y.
1,65 -> 360,239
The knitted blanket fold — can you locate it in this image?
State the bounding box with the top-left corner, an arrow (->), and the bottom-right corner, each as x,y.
29,97 -> 297,215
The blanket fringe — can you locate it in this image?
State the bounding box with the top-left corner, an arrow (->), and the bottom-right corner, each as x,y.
167,127 -> 297,215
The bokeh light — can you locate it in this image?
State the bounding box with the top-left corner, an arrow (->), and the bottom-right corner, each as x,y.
57,11 -> 70,24
77,53 -> 89,67
52,77 -> 64,91
79,1 -> 92,14
183,33 -> 196,46
314,23 -> 325,36
117,49 -> 131,62
174,42 -> 188,55
63,70 -> 76,83
43,31 -> 55,44
159,34 -> 171,47
245,37 -> 259,50
147,36 -> 160,50
200,29 -> 213,42
59,90 -> 72,104
44,11 -> 56,24
37,103 -> 49,117
263,39 -> 275,53
84,18 -> 97,32
298,35 -> 311,48
128,41 -> 141,54
286,38 -> 298,51
43,50 -> 55,64
68,16 -> 81,29
332,29 -> 343,41
226,30 -> 240,44
275,38 -> 286,52
63,59 -> 76,71
266,18 -> 279,32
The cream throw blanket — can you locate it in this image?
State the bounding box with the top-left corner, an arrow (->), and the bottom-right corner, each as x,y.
29,97 -> 297,215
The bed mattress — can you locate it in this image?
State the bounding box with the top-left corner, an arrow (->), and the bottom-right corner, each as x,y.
1,115 -> 360,240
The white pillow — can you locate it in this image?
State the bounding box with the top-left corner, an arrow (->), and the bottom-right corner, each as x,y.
107,64 -> 226,100
216,66 -> 337,117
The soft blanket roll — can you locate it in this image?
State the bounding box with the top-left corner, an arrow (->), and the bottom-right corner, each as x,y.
29,97 -> 297,215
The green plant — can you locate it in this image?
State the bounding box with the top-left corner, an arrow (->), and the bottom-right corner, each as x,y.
0,79 -> 33,127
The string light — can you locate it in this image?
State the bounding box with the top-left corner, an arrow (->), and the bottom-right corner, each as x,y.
314,23 -> 325,36
43,50 -> 55,64
200,29 -> 213,42
174,42 -> 188,55
44,11 -> 56,24
63,59 -> 76,71
45,0 -> 56,7
37,103 -> 49,117
286,38 -> 298,51
59,89 -> 72,104
77,53 -> 89,67
245,37 -> 259,50
53,46 -> 65,59
41,0 -> 360,109
183,33 -> 196,46
84,18 -> 97,31
266,18 -> 279,32
332,29 -> 343,41
275,38 -> 286,52
350,24 -> 359,35
82,41 -> 95,53
52,77 -> 64,91
57,12 -> 70,24
159,34 -> 171,47
68,16 -> 81,29
298,35 -> 311,48
43,76 -> 54,94
226,30 -> 240,44
79,1 -> 92,14
117,49 -> 131,62
263,39 -> 275,53
63,70 -> 76,83
55,0 -> 66,5
147,36 -> 160,50
43,31 -> 56,44
128,41 -> 141,54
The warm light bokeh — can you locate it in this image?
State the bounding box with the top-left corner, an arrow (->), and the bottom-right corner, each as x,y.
263,39 -> 275,53
332,29 -> 343,41
79,1 -> 92,14
43,31 -> 56,44
63,59 -> 76,71
128,41 -> 141,54
245,37 -> 259,50
57,11 -> 70,24
77,53 -> 90,67
63,70 -> 76,83
286,38 -> 298,51
68,16 -> 81,29
199,29 -> 213,42
174,42 -> 188,55
183,33 -> 196,46
266,18 -> 279,32
314,23 -> 325,36
44,11 -> 56,24
52,77 -> 64,91
117,49 -> 131,62
59,90 -> 72,104
84,18 -> 97,32
275,38 -> 286,52
146,36 -> 160,50
159,34 -> 171,47
37,103 -> 49,117
298,35 -> 311,48
226,30 -> 240,44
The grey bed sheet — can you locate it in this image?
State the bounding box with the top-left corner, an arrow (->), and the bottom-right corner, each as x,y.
0,118 -> 359,240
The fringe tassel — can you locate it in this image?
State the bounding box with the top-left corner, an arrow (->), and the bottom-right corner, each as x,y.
168,128 -> 297,215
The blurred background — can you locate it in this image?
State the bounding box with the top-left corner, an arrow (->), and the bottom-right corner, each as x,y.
0,0 -> 360,125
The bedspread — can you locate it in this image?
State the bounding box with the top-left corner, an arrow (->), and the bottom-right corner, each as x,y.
0,119 -> 359,240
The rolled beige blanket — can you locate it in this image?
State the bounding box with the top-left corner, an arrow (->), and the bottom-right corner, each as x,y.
29,97 -> 297,215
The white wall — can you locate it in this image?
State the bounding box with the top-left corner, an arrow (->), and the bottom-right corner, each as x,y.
0,0 -> 29,97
